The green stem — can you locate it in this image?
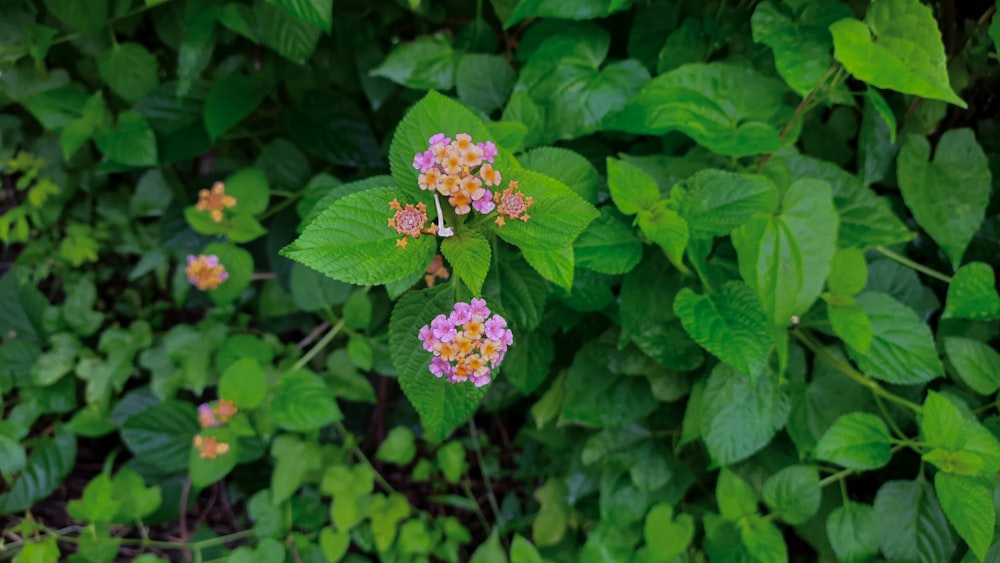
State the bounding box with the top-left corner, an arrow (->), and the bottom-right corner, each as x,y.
818,445 -> 905,488
291,319 -> 344,372
467,420 -> 502,531
462,478 -> 493,535
333,421 -> 397,494
875,246 -> 952,283
7,527 -> 255,552
794,331 -> 923,413
873,394 -> 908,440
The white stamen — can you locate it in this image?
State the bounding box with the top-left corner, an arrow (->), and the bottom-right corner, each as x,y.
433,193 -> 454,237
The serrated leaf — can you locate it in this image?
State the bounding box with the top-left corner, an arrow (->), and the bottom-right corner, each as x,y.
606,157 -> 660,216
935,473 -> 994,561
638,200 -> 688,264
943,337 -> 1000,395
97,43 -> 160,103
815,412 -> 892,470
826,502 -> 881,563
874,479 -> 956,562
762,465 -> 821,525
121,401 -> 198,473
717,469 -> 758,520
608,63 -> 792,156
204,74 -> 269,140
0,429 -> 76,515
674,282 -> 771,378
671,169 -> 778,239
441,231 -> 492,295
390,286 -> 486,440
847,292 -> 943,385
270,369 -> 343,431
944,262 -> 1000,320
282,187 -> 436,285
897,129 -> 991,269
494,168 -> 599,252
95,112 -> 158,167
456,54 -> 516,113
740,515 -> 787,563
521,147 -> 600,205
733,178 -> 838,329
702,364 -> 789,466
483,250 -> 547,332
522,246 -> 574,290
830,0 -> 966,107
751,1 -> 853,95
561,343 -> 658,428
254,0 -> 322,64
286,91 -> 384,168
372,36 -> 459,90
920,391 -> 966,452
266,0 -> 332,32
574,208 -> 641,275
828,304 -> 873,354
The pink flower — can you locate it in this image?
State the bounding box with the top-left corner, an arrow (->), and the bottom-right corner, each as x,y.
472,195 -> 495,214
472,372 -> 491,387
419,325 -> 435,351
428,133 -> 450,146
484,316 -> 507,340
450,302 -> 472,325
413,149 -> 435,172
479,141 -> 497,162
431,314 -> 457,342
416,300 -> 512,387
501,329 -> 513,347
469,298 -> 490,318
430,357 -> 452,378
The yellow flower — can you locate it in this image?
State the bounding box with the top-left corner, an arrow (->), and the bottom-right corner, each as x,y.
196,181 -> 237,222
193,435 -> 230,459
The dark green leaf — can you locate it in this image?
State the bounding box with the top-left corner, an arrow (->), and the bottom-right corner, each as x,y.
204,74 -> 269,140
847,292 -> 943,385
286,91 -> 383,168
815,412 -> 892,470
270,369 -> 343,431
574,208 -> 642,275
266,0 -> 332,32
97,43 -> 160,103
826,502 -> 880,563
371,36 -> 459,90
944,262 -> 1000,320
671,169 -> 778,239
121,401 -> 198,473
943,337 -> 1000,395
761,465 -> 821,525
254,0 -> 322,65
873,479 -> 956,562
934,473 -> 994,561
0,429 -> 76,515
43,0 -> 107,35
95,112 -> 158,167
456,54 -> 516,114
702,364 -> 789,465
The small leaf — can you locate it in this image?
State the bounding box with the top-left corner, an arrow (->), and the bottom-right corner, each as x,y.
943,337 -> 1000,395
830,0 -> 966,107
510,534 -> 544,563
189,426 -> 239,488
376,427 -> 417,465
674,283 -> 771,378
289,262 -> 351,312
934,473 -> 994,562
644,504 -> 695,561
826,502 -> 881,563
827,303 -> 873,354
815,412 -> 892,470
717,469 -> 758,520
95,112 -> 158,167
254,0 -> 322,65
0,430 -> 76,515
761,465 -> 821,525
270,369 -> 342,432
441,231 -> 492,296
740,515 -> 787,563
121,401 -> 198,473
456,54 -> 516,114
266,0 -> 332,32
606,157 -> 660,216
203,242 -> 254,307
828,248 -> 868,296
847,292 -> 943,385
944,262 -> 1000,320
897,129 -> 991,269
638,200 -> 688,265
219,357 -> 267,409
343,290 -> 373,332
920,391 -> 966,452
371,36 -> 459,90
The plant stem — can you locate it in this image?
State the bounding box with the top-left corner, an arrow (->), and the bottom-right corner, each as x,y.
818,445 -> 906,487
462,478 -> 493,535
291,319 -> 344,372
467,420 -> 503,531
875,246 -> 952,283
758,64 -> 839,172
333,421 -> 396,494
794,331 -> 923,413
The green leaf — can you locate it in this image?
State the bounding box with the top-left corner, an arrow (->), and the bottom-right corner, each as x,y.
483,249 -> 547,332
343,290 -> 372,332
740,515 -> 787,563
189,426 -> 239,487
282,187 -> 436,285
95,112 -> 158,167
561,343 -> 658,427
897,129 -> 991,269
670,170 -> 779,239
121,401 -> 198,473
656,18 -> 708,74
922,448 -> 984,476
266,0 -> 332,32
828,248 -> 868,296
638,200 -> 688,264
271,434 -> 319,504
270,369 -> 343,432
920,390 -> 966,451
441,231 -> 492,296
288,262 -> 351,312
502,331 -> 555,395
934,473 -> 994,561
505,0 -> 632,27
219,358 -> 267,409
859,90 -> 900,187
827,303 -> 873,354
733,178 -> 838,328
390,286 -> 487,440
510,534 -> 544,563
762,465 -> 821,525
457,54 -> 516,114
43,0 -> 107,35
254,0 -> 322,65
830,0 -> 966,107
874,479 -> 956,562
522,246 -> 574,290
97,43 -> 160,103
0,435 -> 27,478
573,208 -> 642,275
202,242 -> 254,307
437,441 -> 468,484
376,426 -> 417,465
224,168 -> 271,216
227,215 -> 268,243
943,337 -> 1000,395
847,292 -> 943,385
815,412 -> 892,470
751,1 -> 853,94
494,168 -> 600,252
320,527 -> 350,563
608,62 -> 792,156
520,147 -> 600,205
674,283 -> 771,378
0,429 -> 76,515
606,157 -> 660,216
717,469 -> 758,520
286,91 -> 384,168
111,468 -> 161,521
371,36 -> 459,90
204,74 -> 269,140
702,364 -> 789,465
826,502 -> 881,563
66,473 -> 120,522
944,262 -> 1000,320
643,504 -> 694,561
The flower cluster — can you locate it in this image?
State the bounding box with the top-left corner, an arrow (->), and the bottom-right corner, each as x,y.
196,181 -> 236,222
193,399 -> 238,459
418,299 -> 512,387
493,181 -> 533,227
388,199 -> 438,248
424,254 -> 450,287
185,254 -> 229,291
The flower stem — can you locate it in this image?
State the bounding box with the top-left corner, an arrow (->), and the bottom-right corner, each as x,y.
291,319 -> 344,372
875,246 -> 952,283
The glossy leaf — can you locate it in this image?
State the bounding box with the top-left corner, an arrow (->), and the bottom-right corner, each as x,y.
494,168 -> 599,252
670,169 -> 778,239
815,412 -> 892,470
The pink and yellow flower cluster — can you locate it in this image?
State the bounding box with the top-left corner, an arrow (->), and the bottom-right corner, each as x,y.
413,133 -> 501,215
194,398 -> 238,459
185,254 -> 229,291
418,299 -> 512,387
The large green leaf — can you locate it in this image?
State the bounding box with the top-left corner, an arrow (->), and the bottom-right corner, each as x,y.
670,169 -> 778,239
561,341 -> 658,428
389,286 -> 486,441
43,0 -> 107,35
701,364 -> 789,466
505,0 -> 633,27
522,246 -> 574,290
934,473 -> 994,561
266,0 -> 332,32
482,250 -> 547,333
120,401 -> 198,473
97,43 -> 160,103
254,0 -> 322,65
830,0 -> 966,107
270,369 -> 342,432
815,412 -> 892,470
920,391 -> 967,452
95,112 -> 158,167
574,208 -> 642,275
943,337 -> 1000,395
740,515 -> 787,563
674,283 -> 771,378
0,429 -> 76,515
494,168 -> 599,252
456,54 -> 516,114
751,1 -> 853,95
606,157 -> 660,216
281,187 -> 437,285
873,480 -> 956,562
371,36 -> 459,91
520,147 -> 600,205
826,502 -> 881,563
847,292 -> 943,385
897,129 -> 991,269
502,331 -> 555,395
761,465 -> 821,525
733,178 -> 838,329
204,74 -> 269,140
441,230 -> 491,296
607,63 -> 792,156
944,262 -> 1000,320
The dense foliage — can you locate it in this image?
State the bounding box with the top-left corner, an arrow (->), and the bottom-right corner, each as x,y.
2,0 -> 1000,561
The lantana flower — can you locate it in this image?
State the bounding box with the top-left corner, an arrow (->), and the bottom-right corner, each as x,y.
196,181 -> 236,222
494,181 -> 534,227
388,199 -> 438,248
186,254 -> 229,290
424,254 -> 450,287
418,298 -> 512,387
193,435 -> 230,459
198,399 -> 238,428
